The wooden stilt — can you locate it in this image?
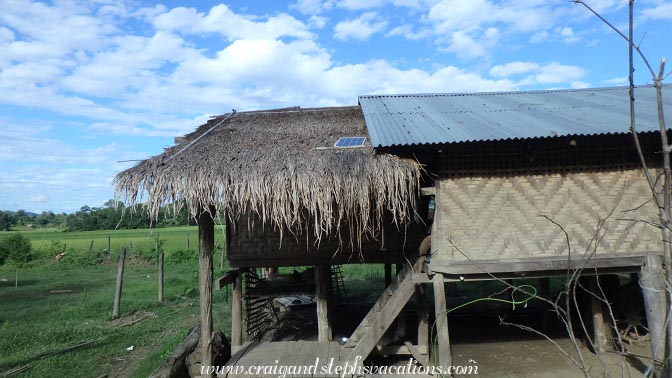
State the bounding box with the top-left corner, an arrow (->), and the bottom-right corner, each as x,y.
416,284 -> 429,352
396,263 -> 407,339
539,277 -> 551,332
588,276 -> 606,354
432,273 -> 451,369
197,210 -> 215,377
315,265 -> 332,342
384,264 -> 392,288
232,270 -> 243,348
640,255 -> 666,377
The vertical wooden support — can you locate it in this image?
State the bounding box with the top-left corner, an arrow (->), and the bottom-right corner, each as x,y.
588,276 -> 606,354
157,237 -> 164,304
187,232 -> 191,249
113,247 -> 126,319
89,240 -> 94,254
432,273 -> 451,369
107,235 -> 111,252
232,270 -> 243,349
396,263 -> 407,339
384,264 -> 392,288
14,269 -> 18,289
539,277 -> 551,332
640,255 -> 666,377
416,284 -> 429,351
197,210 -> 215,377
315,265 -> 332,342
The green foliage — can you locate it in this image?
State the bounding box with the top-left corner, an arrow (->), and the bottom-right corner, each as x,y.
165,248 -> 198,265
0,233 -> 33,265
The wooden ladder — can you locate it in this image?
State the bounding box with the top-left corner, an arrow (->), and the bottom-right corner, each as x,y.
343,256 -> 423,364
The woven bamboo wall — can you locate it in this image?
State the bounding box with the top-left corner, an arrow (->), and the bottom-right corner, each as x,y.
431,168 -> 662,264
229,216 -> 423,268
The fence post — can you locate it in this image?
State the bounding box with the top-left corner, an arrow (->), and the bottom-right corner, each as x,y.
113,247 -> 126,319
157,237 -> 164,304
108,235 -> 111,252
15,269 -> 18,289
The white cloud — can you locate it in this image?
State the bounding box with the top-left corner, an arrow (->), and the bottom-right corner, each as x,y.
490,61 -> 540,77
386,24 -> 430,40
152,4 -> 314,41
334,12 -> 388,41
603,76 -> 628,85
28,194 -> 48,203
517,62 -> 588,86
291,0 -> 336,14
640,2 -> 672,20
442,28 -> 499,60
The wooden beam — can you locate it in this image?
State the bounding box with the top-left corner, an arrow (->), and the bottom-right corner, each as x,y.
315,265 -> 332,342
430,253 -> 660,276
232,271 -> 243,348
420,187 -> 436,196
640,255 -> 666,377
197,210 -> 215,377
215,270 -> 238,290
432,273 -> 451,370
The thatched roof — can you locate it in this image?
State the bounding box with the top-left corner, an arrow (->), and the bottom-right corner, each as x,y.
114,106 -> 422,244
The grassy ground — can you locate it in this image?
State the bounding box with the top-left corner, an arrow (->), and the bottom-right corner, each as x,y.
0,264 -> 231,378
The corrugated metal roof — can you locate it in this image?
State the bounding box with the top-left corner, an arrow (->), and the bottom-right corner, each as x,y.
359,85 -> 672,148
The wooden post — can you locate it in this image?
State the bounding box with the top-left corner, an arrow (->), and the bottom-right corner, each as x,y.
588,276 -> 606,354
539,277 -> 551,332
232,270 -> 243,349
157,237 -> 164,304
640,255 -> 666,377
187,233 -> 190,249
197,210 -> 215,377
432,273 -> 451,369
62,243 -> 67,255
384,264 -> 392,288
112,247 -> 126,319
107,235 -> 111,252
89,240 -> 94,254
231,271 -> 242,346
416,284 -> 429,351
315,265 -> 332,342
396,263 -> 407,339
14,269 -> 18,289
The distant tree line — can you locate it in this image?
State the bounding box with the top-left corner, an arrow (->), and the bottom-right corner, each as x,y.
0,200 -> 194,232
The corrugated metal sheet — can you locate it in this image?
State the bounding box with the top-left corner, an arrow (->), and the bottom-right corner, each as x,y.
359,85 -> 672,148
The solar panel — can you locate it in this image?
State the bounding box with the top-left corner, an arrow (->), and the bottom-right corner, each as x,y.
334,137 -> 366,148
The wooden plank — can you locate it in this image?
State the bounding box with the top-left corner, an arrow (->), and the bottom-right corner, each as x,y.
373,344 -> 428,355
198,210 -> 215,377
432,273 -> 451,370
313,342 -> 330,377
429,253 -> 660,276
288,341 -> 305,378
325,342 -> 341,378
232,271 -> 243,347
345,275 -> 416,364
315,265 -> 332,342
225,342 -> 255,378
216,270 -> 238,290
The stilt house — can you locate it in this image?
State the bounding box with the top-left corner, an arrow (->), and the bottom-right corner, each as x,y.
115,85 -> 670,375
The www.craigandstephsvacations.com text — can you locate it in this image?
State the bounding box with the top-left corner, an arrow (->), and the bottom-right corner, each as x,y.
201,356 -> 478,376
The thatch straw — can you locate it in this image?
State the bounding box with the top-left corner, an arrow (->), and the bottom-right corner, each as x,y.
114,106 -> 422,246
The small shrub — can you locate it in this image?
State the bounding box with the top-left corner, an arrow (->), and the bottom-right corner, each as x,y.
0,233 -> 33,265
165,249 -> 198,265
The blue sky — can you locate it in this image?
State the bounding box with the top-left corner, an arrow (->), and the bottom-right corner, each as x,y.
1,0 -> 671,213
